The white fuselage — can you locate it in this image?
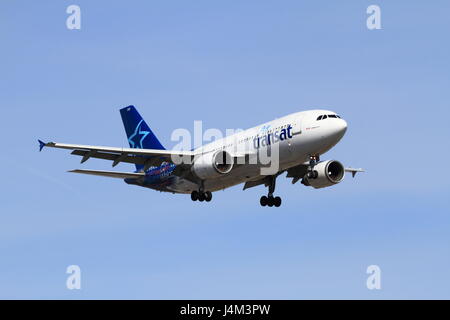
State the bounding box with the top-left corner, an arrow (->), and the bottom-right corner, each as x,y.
166,109 -> 347,193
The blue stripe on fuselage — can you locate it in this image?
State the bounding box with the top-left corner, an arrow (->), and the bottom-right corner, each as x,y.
145,163 -> 178,190
144,163 -> 176,184
124,163 -> 178,191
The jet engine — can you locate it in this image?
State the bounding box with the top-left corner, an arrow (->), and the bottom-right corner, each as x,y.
302,160 -> 345,189
191,150 -> 233,180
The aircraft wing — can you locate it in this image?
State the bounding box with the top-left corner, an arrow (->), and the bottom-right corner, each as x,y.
38,140 -> 252,178
345,167 -> 365,177
39,140 -> 195,170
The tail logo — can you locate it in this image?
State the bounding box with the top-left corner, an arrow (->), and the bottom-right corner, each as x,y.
128,120 -> 150,149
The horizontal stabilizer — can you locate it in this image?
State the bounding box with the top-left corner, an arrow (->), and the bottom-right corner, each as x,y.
69,169 -> 145,179
38,139 -> 46,152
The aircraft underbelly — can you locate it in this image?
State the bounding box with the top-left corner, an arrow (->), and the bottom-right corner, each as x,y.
165,134 -> 318,194
168,156 -> 310,194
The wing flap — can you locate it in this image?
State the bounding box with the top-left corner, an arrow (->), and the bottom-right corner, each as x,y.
243,176 -> 271,190
71,150 -> 148,166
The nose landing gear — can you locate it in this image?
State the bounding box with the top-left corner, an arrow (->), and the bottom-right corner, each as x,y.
260,175 -> 282,207
306,155 -> 319,179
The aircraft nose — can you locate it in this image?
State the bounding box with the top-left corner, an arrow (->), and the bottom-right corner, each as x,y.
339,119 -> 347,134
333,118 -> 347,139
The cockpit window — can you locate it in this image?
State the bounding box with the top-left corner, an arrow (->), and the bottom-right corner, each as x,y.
317,114 -> 342,120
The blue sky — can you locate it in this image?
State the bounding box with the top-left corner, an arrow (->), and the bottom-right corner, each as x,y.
1,0 -> 449,299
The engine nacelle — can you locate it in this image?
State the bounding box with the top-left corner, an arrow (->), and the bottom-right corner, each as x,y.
191,150 -> 233,180
302,160 -> 345,189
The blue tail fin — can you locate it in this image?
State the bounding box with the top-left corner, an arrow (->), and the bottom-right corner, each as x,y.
120,105 -> 165,171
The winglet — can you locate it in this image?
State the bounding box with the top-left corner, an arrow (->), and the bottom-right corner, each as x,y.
38,139 -> 46,152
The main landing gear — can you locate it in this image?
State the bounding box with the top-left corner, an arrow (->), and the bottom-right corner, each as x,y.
260,175 -> 282,207
191,181 -> 212,202
191,190 -> 212,202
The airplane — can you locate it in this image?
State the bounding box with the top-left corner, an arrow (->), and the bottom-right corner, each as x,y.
38,105 -> 364,207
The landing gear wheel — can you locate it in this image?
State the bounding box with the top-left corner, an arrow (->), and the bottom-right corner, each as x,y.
260,196 -> 268,207
267,196 -> 274,207
192,189 -> 212,203
274,196 -> 281,207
